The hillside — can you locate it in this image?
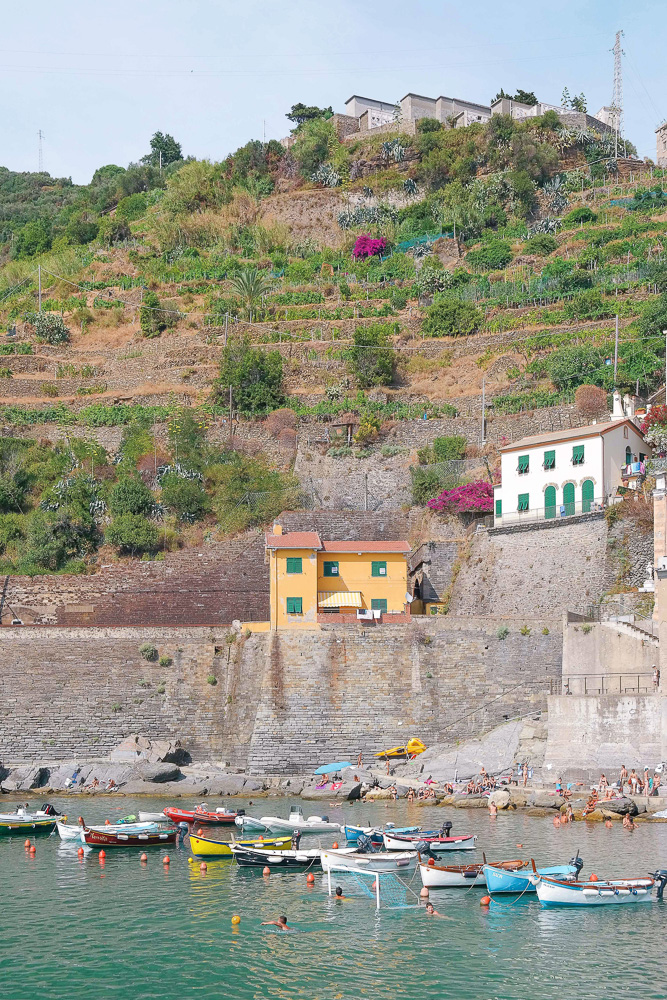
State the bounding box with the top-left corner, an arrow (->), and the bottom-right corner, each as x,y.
0,109 -> 666,575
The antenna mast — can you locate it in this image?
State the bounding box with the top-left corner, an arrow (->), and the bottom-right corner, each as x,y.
611,30 -> 624,158
37,129 -> 45,172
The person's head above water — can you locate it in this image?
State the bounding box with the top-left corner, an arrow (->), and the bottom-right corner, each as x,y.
335,887 -> 343,897
425,902 -> 434,913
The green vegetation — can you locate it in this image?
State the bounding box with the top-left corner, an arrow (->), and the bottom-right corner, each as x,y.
216,339 -> 285,416
349,322 -> 396,387
422,298 -> 483,337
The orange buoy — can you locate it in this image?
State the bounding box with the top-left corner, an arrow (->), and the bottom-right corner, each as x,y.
99,850 -> 106,860
428,858 -> 436,867
590,873 -> 598,882
262,866 -> 271,876
29,845 -> 36,855
162,855 -> 170,865
420,887 -> 429,898
481,895 -> 491,906
306,872 -> 315,884
200,862 -> 208,872
231,914 -> 240,925
24,839 -> 31,848
77,847 -> 84,858
259,836 -> 264,841
516,844 -> 523,848
140,853 -> 148,862
332,841 -> 339,849
105,819 -> 110,826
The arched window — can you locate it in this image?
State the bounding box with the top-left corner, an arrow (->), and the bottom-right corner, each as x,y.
563,482 -> 575,516
544,485 -> 557,520
625,446 -> 632,465
582,479 -> 594,513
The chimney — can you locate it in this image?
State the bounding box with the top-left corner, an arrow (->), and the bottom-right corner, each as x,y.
273,523 -> 283,536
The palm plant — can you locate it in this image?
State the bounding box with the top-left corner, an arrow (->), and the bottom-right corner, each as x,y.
229,268 -> 276,323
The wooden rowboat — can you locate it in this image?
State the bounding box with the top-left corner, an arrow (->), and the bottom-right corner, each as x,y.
189,832 -> 293,858
531,871 -> 655,907
163,806 -> 238,826
82,826 -> 179,847
383,831 -> 477,852
419,857 -> 525,888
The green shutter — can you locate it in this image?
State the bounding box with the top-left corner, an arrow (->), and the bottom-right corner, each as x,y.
518,454 -> 529,473
286,597 -> 303,614
371,561 -> 387,577
518,493 -> 529,512
495,499 -> 502,518
581,479 -> 594,513
285,557 -> 302,574
563,482 -> 575,515
371,599 -> 387,613
323,561 -> 339,577
625,446 -> 632,464
543,450 -> 555,470
572,445 -> 584,465
544,485 -> 556,519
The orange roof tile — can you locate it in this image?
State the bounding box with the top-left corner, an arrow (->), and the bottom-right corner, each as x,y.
264,531 -> 322,549
320,540 -> 410,553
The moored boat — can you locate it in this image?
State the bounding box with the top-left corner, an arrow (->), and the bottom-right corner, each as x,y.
484,854 -> 583,894
57,820 -> 163,842
419,857 -> 525,889
257,807 -> 341,835
82,825 -> 179,848
531,871 -> 656,907
138,811 -> 171,823
231,845 -> 328,868
163,805 -> 238,826
383,831 -> 477,852
189,832 -> 293,858
320,848 -> 417,874
343,823 -> 419,844
0,805 -> 58,835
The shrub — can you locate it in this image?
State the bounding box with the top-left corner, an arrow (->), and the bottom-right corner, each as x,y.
108,477 -> 155,517
496,625 -> 510,640
40,382 -> 59,397
0,512 -> 24,552
422,298 -> 483,338
160,475 -> 209,522
349,323 -> 396,387
558,271 -> 592,292
525,233 -> 558,256
427,481 -> 493,513
432,435 -> 466,461
520,625 -> 531,636
354,414 -> 381,444
411,467 -> 445,505
25,510 -> 98,570
116,193 -> 148,221
158,655 -> 172,667
264,408 -> 297,437
0,367 -> 12,378
466,239 -> 512,270
140,291 -> 173,338
562,206 -> 597,227
139,642 -> 158,661
216,338 -> 284,416
106,513 -> 160,554
352,234 -> 387,260
574,384 -> 608,422
28,313 -> 70,345
207,674 -> 218,685
390,290 -> 407,310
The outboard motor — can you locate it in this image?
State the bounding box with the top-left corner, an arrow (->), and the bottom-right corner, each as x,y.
39,803 -> 60,816
177,822 -> 189,841
415,841 -> 435,861
439,821 -> 453,837
356,834 -> 379,854
321,816 -> 329,823
569,852 -> 584,881
651,869 -> 667,900
236,808 -> 245,817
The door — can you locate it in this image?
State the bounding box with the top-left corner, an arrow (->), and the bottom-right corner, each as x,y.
563,482 -> 575,516
544,485 -> 556,520
581,479 -> 594,513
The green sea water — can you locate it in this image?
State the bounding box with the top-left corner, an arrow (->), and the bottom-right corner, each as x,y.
1,795 -> 666,1000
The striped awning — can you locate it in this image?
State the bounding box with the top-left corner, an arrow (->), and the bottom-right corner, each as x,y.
318,591 -> 363,609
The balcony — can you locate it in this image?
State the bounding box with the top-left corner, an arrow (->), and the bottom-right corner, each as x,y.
494,496 -> 606,528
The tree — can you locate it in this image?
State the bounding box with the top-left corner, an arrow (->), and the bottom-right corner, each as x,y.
27,312 -> 70,345
575,384 -> 608,422
427,481 -> 494,514
160,476 -> 208,522
493,88 -> 537,106
26,510 -> 98,570
13,219 -> 51,259
291,117 -> 337,177
140,290 -> 172,338
422,299 -> 483,337
106,513 -> 159,555
349,323 -> 396,388
286,103 -> 333,128
216,339 -> 285,416
108,477 -> 155,517
228,268 -> 275,323
142,131 -> 183,167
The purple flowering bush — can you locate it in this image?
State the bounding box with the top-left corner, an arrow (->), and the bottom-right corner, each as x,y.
427,481 -> 494,514
352,234 -> 387,259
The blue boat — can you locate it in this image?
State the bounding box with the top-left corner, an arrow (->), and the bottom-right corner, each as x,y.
343,823 -> 420,845
484,855 -> 582,894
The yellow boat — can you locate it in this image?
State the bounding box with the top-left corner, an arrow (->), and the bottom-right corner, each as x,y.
189,832 -> 293,858
375,738 -> 427,761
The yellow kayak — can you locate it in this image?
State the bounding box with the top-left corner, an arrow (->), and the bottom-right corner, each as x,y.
375,738 -> 427,760
189,832 -> 293,858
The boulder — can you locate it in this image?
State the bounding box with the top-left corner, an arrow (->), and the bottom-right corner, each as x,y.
526,807 -> 554,817
489,789 -> 511,810
1,766 -> 50,791
598,809 -> 623,821
133,763 -> 182,784
453,795 -> 488,808
363,787 -> 393,800
506,788 -> 529,807
529,790 -> 564,809
110,736 -> 189,765
596,796 -> 638,816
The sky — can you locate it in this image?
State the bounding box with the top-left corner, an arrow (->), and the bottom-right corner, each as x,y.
2,0 -> 666,184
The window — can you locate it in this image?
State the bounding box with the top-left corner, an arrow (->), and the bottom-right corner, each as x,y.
639,452 -> 646,463
625,446 -> 632,464
572,445 -> 584,466
518,454 -> 529,474
518,493 -> 529,512
323,561 -> 339,577
544,485 -> 556,519
563,482 -> 575,515
371,599 -> 387,613
581,479 -> 594,513
543,450 -> 555,470
495,499 -> 502,518
371,561 -> 387,577
286,557 -> 302,574
286,597 -> 302,614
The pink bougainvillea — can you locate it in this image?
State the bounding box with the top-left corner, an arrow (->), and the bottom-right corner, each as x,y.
427,481 -> 494,514
352,234 -> 387,259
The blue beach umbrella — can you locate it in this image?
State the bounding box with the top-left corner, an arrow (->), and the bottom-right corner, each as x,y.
314,761 -> 353,775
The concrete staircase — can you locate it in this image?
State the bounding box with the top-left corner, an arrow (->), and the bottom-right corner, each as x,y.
600,618 -> 659,647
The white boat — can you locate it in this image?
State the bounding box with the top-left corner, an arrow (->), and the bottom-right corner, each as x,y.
235,815 -> 272,833
138,811 -> 170,823
259,807 -> 342,835
383,831 -> 477,852
56,820 -> 161,842
531,873 -> 655,907
56,821 -> 85,841
321,848 -> 417,874
419,858 -> 525,889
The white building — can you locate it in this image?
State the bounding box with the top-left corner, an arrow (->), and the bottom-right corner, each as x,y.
493,419 -> 650,527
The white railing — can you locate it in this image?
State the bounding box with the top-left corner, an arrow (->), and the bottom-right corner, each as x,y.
494,496 -> 606,527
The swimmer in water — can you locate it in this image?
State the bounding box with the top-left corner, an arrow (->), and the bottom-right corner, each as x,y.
261,916 -> 289,931
425,902 -> 452,920
335,886 -> 354,901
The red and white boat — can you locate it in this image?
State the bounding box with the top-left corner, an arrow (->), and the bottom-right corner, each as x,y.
163,805 -> 238,826
383,831 -> 477,852
82,825 -> 179,848
419,857 -> 525,888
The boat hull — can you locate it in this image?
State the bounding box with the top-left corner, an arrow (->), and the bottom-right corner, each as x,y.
83,827 -> 178,847
0,817 -> 56,835
321,849 -> 417,874
484,862 -> 577,894
231,846 -> 324,867
163,807 -> 237,825
189,833 -> 293,858
419,859 -> 525,889
261,817 -> 342,835
344,824 -> 419,844
534,876 -> 654,907
383,833 -> 477,852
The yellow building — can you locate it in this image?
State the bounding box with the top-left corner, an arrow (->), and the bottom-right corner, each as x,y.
265,525 -> 411,630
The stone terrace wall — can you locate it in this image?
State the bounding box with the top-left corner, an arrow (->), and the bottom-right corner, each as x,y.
0,617 -> 562,769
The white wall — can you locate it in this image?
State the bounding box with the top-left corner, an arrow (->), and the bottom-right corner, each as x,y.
602,423 -> 649,494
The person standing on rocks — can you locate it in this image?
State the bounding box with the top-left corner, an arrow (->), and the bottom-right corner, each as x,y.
653,665 -> 661,692
619,764 -> 628,792
522,763 -> 528,787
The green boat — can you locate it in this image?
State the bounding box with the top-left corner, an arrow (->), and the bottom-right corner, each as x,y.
0,806 -> 58,835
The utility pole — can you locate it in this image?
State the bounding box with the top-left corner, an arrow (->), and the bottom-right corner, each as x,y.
611,30 -> 624,160
38,264 -> 42,312
159,149 -> 162,174
664,331 -> 667,405
481,376 -> 486,445
364,472 -> 368,512
614,314 -> 619,384
229,384 -> 233,445
37,130 -> 45,172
